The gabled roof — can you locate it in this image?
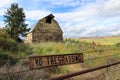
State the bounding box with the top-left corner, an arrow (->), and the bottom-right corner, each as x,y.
46,14 -> 55,18
29,14 -> 63,33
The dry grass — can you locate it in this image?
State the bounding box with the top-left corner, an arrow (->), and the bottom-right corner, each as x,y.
1,38 -> 120,80
77,36 -> 120,45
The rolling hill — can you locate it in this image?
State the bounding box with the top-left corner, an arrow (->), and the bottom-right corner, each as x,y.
78,36 -> 120,45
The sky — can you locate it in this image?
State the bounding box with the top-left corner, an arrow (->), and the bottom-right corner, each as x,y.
0,0 -> 120,38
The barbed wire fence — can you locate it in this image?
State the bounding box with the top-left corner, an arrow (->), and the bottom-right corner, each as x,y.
0,48 -> 120,80
82,63 -> 120,80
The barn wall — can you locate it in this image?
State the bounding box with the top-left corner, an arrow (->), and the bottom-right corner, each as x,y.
24,32 -> 32,43
32,17 -> 63,42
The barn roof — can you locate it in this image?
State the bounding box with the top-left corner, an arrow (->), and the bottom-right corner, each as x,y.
46,14 -> 54,18
28,14 -> 63,34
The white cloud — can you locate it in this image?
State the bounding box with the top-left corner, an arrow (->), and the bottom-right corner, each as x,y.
0,8 -> 5,16
103,0 -> 120,10
0,21 -> 4,27
52,3 -> 101,37
0,0 -> 16,8
25,10 -> 51,20
62,19 -> 100,37
18,0 -> 81,10
102,0 -> 120,16
55,3 -> 100,23
58,0 -> 120,37
39,0 -> 81,7
0,0 -> 120,38
0,0 -> 18,16
110,30 -> 120,36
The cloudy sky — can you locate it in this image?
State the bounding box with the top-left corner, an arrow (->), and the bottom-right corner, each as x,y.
0,0 -> 120,38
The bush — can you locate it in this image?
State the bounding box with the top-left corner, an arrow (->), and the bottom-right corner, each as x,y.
115,43 -> 120,47
0,33 -> 33,59
0,52 -> 17,67
18,44 -> 33,55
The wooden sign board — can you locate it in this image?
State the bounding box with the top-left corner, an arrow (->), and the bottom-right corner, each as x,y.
29,53 -> 83,70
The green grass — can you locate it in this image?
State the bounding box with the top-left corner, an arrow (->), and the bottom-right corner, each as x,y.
1,37 -> 120,79
0,36 -> 33,59
30,41 -> 80,55
29,39 -> 120,66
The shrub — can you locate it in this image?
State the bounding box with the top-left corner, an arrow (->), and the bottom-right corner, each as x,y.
0,33 -> 33,55
19,44 -> 33,55
0,52 -> 17,67
115,43 -> 120,47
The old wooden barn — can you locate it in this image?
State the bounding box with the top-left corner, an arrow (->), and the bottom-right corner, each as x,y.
24,14 -> 63,43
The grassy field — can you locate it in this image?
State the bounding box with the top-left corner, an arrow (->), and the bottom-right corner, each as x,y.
77,36 -> 120,45
1,36 -> 120,80
29,38 -> 120,79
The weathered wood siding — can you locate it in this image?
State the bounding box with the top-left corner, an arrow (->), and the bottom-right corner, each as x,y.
32,16 -> 63,42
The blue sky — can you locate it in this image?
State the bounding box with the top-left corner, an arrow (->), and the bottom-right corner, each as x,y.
0,0 -> 120,38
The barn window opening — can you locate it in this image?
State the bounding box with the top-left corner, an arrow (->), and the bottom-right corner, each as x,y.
46,17 -> 52,24
46,14 -> 54,24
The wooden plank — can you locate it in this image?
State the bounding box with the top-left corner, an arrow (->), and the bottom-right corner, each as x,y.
29,53 -> 83,70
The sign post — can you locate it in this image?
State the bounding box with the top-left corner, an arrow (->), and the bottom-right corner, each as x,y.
29,53 -> 83,70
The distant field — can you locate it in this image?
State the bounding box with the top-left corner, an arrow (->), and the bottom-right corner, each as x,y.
77,36 -> 120,45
